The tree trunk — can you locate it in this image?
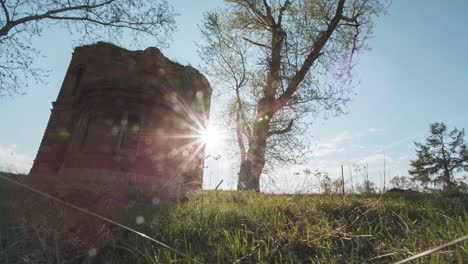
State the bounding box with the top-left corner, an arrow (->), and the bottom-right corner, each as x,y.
237,141 -> 267,191
237,118 -> 270,192
440,140 -> 453,191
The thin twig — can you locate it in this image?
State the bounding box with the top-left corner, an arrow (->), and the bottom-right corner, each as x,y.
394,234 -> 468,264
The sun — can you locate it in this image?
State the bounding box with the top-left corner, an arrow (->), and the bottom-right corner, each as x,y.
200,126 -> 221,147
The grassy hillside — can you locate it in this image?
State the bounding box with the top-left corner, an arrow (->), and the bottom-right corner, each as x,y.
1,177 -> 467,263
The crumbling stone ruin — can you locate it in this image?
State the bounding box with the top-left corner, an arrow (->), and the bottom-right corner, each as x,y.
20,42 -> 211,255
29,42 -> 211,199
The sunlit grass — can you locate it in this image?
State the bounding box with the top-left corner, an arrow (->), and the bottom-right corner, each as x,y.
112,191 -> 468,263
1,178 -> 467,263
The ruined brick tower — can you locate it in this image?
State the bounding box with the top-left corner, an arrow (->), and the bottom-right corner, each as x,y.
29,42 -> 212,200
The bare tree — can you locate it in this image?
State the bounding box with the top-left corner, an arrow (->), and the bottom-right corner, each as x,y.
199,0 -> 385,191
0,0 -> 176,96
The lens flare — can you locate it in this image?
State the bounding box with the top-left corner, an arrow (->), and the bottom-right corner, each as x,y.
200,126 -> 220,147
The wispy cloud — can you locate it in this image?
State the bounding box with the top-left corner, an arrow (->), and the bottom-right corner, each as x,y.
368,127 -> 384,133
309,131 -> 350,158
0,144 -> 33,173
380,136 -> 416,150
358,152 -> 390,164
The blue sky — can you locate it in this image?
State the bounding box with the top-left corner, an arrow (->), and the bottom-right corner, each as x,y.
1,0 -> 467,192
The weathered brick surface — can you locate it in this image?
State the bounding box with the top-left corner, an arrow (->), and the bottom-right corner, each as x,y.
30,42 -> 211,199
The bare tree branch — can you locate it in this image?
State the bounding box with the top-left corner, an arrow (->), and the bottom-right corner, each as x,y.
236,111 -> 247,161
0,0 -> 10,23
268,119 -> 293,137
262,0 -> 274,25
243,37 -> 270,50
276,0 -> 346,106
0,0 -> 176,96
277,0 -> 292,26
0,0 -> 116,36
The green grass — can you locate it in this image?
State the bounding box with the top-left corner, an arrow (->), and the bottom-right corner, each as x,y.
121,191 -> 467,263
1,177 -> 467,263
